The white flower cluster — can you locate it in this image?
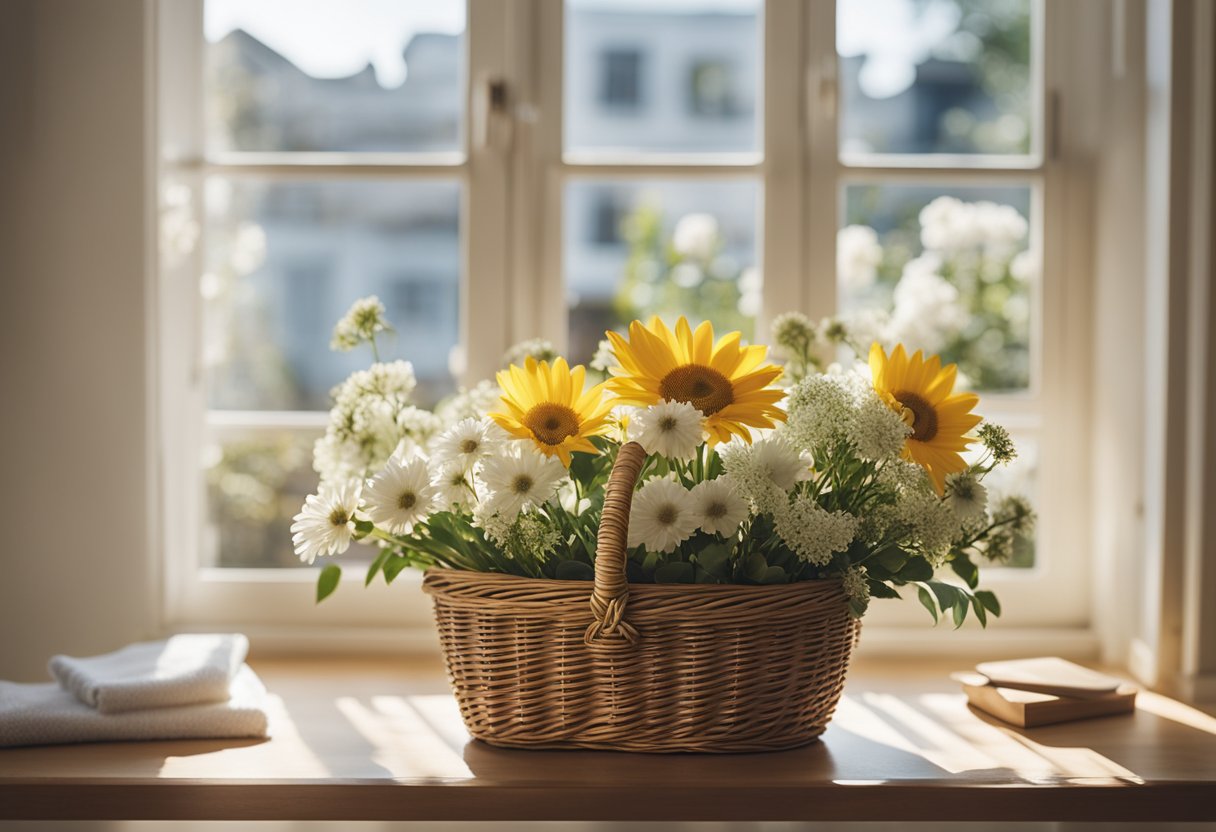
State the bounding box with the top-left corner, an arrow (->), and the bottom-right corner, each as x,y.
478,509 -> 561,565
313,360 -> 436,485
897,488 -> 962,566
773,495 -> 858,566
837,224 -> 883,291
435,380 -> 502,423
719,437 -> 810,515
785,370 -> 910,462
295,414 -> 575,564
888,255 -> 968,353
330,296 -> 390,352
919,196 -> 1028,257
502,338 -> 558,368
627,475 -> 748,554
841,566 -> 870,607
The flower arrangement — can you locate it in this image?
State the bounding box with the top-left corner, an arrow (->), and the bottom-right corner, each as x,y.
294,297 -> 1033,623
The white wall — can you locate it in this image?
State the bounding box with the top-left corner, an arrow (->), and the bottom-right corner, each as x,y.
0,0 -> 158,680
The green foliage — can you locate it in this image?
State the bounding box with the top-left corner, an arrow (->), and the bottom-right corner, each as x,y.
316,564 -> 341,603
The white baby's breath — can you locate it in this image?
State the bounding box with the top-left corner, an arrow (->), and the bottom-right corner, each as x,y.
627,477 -> 699,554
945,471 -> 988,522
291,480 -> 361,565
689,477 -> 748,538
629,400 -> 704,460
479,446 -> 567,519
362,455 -> 437,535
330,296 -> 391,352
774,495 -> 858,566
719,436 -> 807,515
898,489 -> 962,566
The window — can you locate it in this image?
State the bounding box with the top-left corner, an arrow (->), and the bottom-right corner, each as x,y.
159,0 -> 1092,646
599,49 -> 644,109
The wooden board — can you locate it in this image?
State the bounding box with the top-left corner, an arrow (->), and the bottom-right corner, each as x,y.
1,656 -> 1215,822
975,657 -> 1125,698
962,682 -> 1138,727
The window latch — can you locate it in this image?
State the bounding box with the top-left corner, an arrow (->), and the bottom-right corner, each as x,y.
474,76 -> 513,152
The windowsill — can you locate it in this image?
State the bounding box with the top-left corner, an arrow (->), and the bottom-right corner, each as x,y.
2,657 -> 1214,822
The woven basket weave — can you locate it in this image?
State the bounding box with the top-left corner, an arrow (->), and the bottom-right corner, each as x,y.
422,441 -> 858,752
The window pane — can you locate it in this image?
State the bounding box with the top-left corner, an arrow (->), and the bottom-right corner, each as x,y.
204,0 -> 464,153
202,431 -> 384,569
203,178 -> 461,411
565,0 -> 761,154
838,0 -> 1034,156
565,179 -> 760,366
839,183 -> 1034,392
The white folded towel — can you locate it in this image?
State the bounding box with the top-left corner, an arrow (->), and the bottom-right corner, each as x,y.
0,664 -> 269,747
49,633 -> 248,713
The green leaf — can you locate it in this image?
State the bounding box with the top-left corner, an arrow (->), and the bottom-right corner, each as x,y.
695,543 -> 732,577
951,595 -> 968,628
899,556 -> 935,582
383,555 -> 412,584
654,561 -> 696,584
352,519 -> 375,539
949,553 -> 979,589
872,547 -> 908,572
744,553 -> 769,582
316,564 -> 341,603
917,585 -> 939,624
867,579 -> 902,600
365,549 -> 391,586
927,580 -> 959,612
971,594 -> 989,627
554,560 -> 595,581
759,565 -> 788,584
975,590 -> 1002,617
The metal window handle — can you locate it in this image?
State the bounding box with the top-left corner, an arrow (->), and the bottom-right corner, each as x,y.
474,76 -> 512,151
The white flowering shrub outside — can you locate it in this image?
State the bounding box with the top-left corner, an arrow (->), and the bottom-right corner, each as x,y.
292,300 -> 1033,624
838,190 -> 1034,392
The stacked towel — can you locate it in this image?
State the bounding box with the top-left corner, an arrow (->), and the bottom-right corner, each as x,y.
0,634 -> 269,748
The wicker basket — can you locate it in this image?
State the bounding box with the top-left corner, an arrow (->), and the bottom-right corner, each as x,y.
422,441 -> 858,752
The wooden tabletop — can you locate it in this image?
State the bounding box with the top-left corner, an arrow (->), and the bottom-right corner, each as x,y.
2,655 -> 1215,822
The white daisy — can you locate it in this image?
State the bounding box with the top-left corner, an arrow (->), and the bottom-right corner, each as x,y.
627,477 -> 698,553
689,476 -> 749,538
945,471 -> 988,522
362,455 -> 437,535
291,480 -> 361,565
480,445 -> 567,519
434,462 -> 476,511
432,417 -> 498,472
628,400 -> 704,460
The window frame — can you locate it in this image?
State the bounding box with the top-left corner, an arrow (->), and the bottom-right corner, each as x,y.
157,0 -> 1097,652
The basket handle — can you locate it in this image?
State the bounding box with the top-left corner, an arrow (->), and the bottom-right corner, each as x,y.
584,440 -> 647,648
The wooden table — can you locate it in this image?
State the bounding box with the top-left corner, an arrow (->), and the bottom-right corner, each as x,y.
2,656 -> 1214,822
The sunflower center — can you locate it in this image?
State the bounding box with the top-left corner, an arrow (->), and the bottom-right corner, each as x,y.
659,364 -> 734,416
656,504 -> 678,525
460,438 -> 480,454
893,391 -> 938,442
511,474 -> 534,495
706,500 -> 728,519
328,508 -> 349,527
397,491 -> 417,510
522,403 -> 581,447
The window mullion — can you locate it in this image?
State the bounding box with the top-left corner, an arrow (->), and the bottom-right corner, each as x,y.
464,0 -> 515,382
802,0 -> 838,323
760,0 -> 806,329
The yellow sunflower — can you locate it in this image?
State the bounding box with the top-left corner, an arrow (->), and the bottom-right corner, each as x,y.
869,343 -> 982,495
606,316 -> 785,445
490,356 -> 613,466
